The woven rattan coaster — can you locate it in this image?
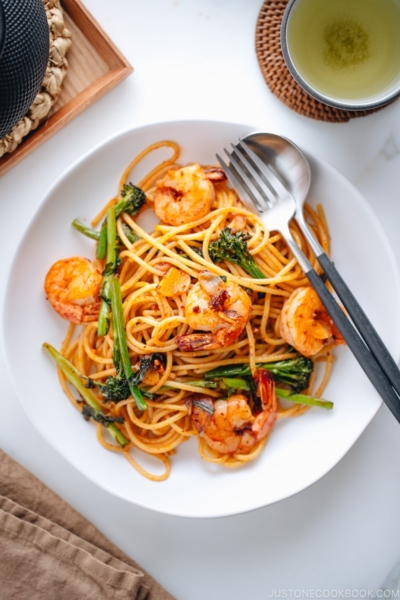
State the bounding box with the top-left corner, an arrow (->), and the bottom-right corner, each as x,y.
0,0 -> 71,157
256,0 -> 386,123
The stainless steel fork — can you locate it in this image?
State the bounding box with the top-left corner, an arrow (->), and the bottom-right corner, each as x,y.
217,141 -> 312,274
216,140 -> 400,422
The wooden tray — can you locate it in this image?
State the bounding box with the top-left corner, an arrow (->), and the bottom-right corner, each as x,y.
0,0 -> 133,177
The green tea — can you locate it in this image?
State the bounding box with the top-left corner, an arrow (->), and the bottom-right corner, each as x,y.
287,0 -> 400,101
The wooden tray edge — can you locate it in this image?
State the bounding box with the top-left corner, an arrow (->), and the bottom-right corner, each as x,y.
62,0 -> 133,71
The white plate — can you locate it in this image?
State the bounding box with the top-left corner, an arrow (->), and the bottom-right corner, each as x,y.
3,120 -> 400,518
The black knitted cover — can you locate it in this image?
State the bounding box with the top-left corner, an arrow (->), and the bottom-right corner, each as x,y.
0,0 -> 49,138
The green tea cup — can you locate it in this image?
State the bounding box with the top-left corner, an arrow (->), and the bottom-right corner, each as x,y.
281,0 -> 400,110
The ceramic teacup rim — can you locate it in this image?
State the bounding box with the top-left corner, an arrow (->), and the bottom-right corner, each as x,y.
280,0 -> 400,111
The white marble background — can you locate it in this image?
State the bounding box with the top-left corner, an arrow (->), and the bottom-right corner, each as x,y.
1,0 -> 400,597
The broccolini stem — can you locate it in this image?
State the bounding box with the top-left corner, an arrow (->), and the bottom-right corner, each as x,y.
96,219 -> 108,259
204,364 -> 252,379
95,207 -> 129,261
114,197 -> 131,218
241,261 -> 265,280
96,184 -> 145,259
219,377 -> 252,390
109,276 -> 147,410
72,219 -> 100,241
183,380 -> 218,389
42,343 -> 128,446
121,223 -> 140,244
97,206 -> 117,337
106,208 -> 117,265
275,388 -> 333,410
97,280 -> 111,337
218,376 -> 333,409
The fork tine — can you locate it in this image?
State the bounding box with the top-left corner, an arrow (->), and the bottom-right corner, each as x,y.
223,147 -> 271,213
219,154 -> 266,215
230,143 -> 279,207
237,139 -> 290,200
216,153 -> 262,214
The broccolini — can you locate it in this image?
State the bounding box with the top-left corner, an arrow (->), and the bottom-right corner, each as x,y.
208,227 -> 265,279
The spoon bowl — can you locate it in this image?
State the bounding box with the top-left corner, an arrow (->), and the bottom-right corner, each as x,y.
241,131 -> 311,210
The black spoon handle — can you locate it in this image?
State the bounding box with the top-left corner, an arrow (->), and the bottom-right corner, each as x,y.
317,252 -> 400,396
307,268 -> 400,422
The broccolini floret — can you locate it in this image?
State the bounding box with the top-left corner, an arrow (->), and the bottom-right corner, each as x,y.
84,353 -> 165,404
116,183 -> 146,218
259,357 -> 314,393
208,227 -> 265,279
204,355 -> 314,393
72,184 -> 145,251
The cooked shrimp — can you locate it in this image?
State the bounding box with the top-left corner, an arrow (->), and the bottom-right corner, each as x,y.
188,369 -> 277,454
228,214 -> 247,233
280,286 -> 345,357
202,166 -> 227,182
153,164 -> 225,226
44,257 -> 102,324
175,271 -> 252,351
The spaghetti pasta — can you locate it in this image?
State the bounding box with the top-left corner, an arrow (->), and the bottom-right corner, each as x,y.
44,141 -> 338,481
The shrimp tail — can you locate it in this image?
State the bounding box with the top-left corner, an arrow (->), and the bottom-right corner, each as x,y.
330,320 -> 346,346
253,368 -> 277,413
175,333 -> 220,351
175,323 -> 243,351
81,302 -> 102,322
203,167 -> 227,182
252,410 -> 277,441
252,369 -> 277,441
51,300 -> 101,324
186,394 -> 214,432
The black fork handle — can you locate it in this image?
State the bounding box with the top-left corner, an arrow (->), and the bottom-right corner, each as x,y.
306,268 -> 400,422
317,252 -> 400,396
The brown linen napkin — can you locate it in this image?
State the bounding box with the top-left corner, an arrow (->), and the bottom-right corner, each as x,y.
0,449 -> 176,600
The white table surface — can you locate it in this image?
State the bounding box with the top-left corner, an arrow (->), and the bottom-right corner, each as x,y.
2,0 -> 400,597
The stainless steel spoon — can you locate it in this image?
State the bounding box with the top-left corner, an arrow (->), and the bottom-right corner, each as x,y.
241,131 -> 400,396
